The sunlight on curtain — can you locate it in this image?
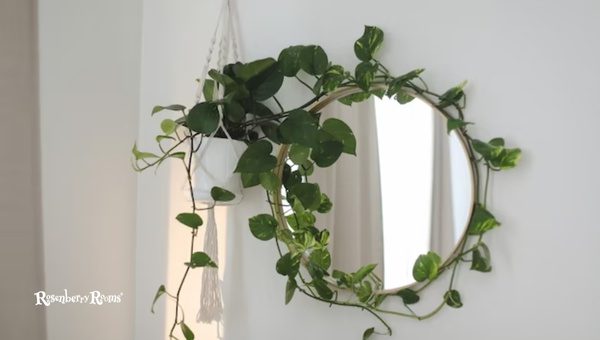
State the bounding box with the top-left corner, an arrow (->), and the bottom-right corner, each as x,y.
375,97 -> 434,289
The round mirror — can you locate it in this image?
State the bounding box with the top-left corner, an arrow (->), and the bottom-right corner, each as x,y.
279,91 -> 475,291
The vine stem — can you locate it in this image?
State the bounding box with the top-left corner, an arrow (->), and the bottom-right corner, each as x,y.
169,130 -> 201,339
483,164 -> 491,208
296,284 -> 393,336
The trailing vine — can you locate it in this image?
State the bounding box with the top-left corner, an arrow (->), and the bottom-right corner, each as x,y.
132,26 -> 521,339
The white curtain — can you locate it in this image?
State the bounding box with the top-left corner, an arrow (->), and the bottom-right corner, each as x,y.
312,100 -> 384,277
430,114 -> 457,257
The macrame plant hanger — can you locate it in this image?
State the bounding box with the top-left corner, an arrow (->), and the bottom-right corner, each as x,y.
192,0 -> 242,327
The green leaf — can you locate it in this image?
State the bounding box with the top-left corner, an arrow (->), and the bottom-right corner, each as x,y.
176,212 -> 203,229
132,143 -> 159,160
278,109 -> 319,147
234,140 -> 277,173
297,160 -> 314,176
312,279 -> 333,300
236,58 -> 276,81
311,140 -> 343,167
160,119 -> 178,135
203,79 -> 215,101
151,104 -> 185,116
395,90 -> 414,104
396,288 -> 420,305
208,69 -> 236,87
439,80 -> 467,108
493,148 -> 522,170
412,251 -> 442,282
338,91 -> 371,105
447,118 -> 472,133
387,69 -> 425,96
468,204 -> 500,235
353,263 -> 377,283
363,327 -> 375,340
187,251 -> 217,268
156,135 -> 175,143
285,278 -> 297,304
357,281 -> 373,303
283,166 -> 302,190
309,248 -> 331,270
317,193 -> 332,213
489,137 -> 505,147
354,26 -> 384,61
259,172 -> 281,192
223,101 -> 246,123
289,183 -> 321,211
276,252 -> 300,276
289,144 -> 311,164
299,45 -> 329,76
169,152 -> 186,160
444,290 -> 463,308
471,242 -> 492,272
472,139 -> 504,160
260,122 -> 281,144
371,87 -> 386,99
180,322 -> 195,340
210,186 -> 236,202
322,65 -> 346,92
248,101 -> 273,117
355,61 -> 377,92
473,138 -> 521,169
248,214 -> 278,241
332,269 -> 353,287
321,118 -> 356,155
241,172 -> 261,188
243,59 -> 284,101
187,102 -> 220,134
150,284 -> 166,313
278,46 -> 303,77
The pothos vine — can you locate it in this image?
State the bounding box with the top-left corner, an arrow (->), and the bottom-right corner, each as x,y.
132,26 -> 521,340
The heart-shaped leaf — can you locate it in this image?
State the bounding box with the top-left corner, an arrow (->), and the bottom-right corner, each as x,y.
354,26 -> 384,61
468,204 -> 500,235
186,252 -> 217,268
412,251 -> 442,282
289,183 -> 321,211
299,45 -> 328,76
278,46 -> 303,77
278,110 -> 319,147
396,288 -> 420,305
444,289 -> 463,308
248,214 -> 278,241
234,140 -> 277,173
210,186 -> 236,202
176,213 -> 203,229
187,102 -> 220,134
321,118 -> 356,155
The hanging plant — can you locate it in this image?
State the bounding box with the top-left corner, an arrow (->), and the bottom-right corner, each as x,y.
133,25 -> 521,340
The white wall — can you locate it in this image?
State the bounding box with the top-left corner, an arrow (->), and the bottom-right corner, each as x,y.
166,0 -> 599,339
37,0 -> 600,339
38,0 -> 142,339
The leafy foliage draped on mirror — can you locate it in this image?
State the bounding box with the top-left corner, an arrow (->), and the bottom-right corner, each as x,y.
132,26 -> 521,339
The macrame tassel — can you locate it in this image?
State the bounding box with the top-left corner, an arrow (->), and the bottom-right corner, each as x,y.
197,208 -> 223,323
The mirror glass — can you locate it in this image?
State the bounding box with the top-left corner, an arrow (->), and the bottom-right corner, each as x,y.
373,97 -> 474,289
292,95 -> 475,291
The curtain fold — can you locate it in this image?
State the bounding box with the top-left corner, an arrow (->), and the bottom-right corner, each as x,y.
429,113 -> 457,257
312,100 -> 384,277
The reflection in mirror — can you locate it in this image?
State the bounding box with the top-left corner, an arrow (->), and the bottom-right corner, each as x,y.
374,97 -> 473,289
307,96 -> 474,291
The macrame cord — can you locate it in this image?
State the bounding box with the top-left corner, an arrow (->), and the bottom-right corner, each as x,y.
191,0 -> 242,326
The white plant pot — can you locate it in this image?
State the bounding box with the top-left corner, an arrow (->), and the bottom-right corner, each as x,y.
190,137 -> 247,205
